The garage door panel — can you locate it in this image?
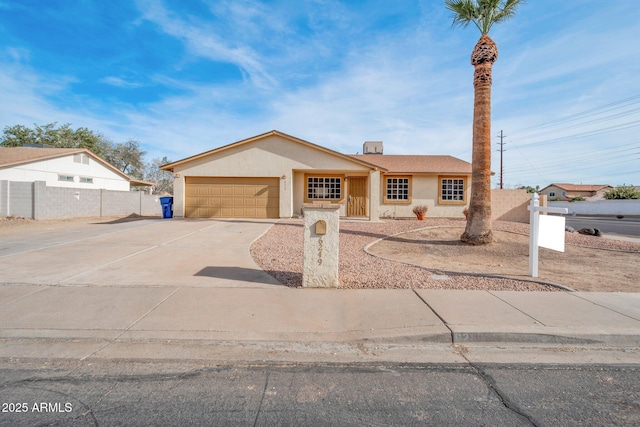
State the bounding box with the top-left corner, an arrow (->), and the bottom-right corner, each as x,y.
185,177 -> 279,218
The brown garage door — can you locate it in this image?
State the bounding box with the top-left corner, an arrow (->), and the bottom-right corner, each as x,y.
185,177 -> 279,218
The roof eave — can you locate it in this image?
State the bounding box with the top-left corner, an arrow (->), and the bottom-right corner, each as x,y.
160,130 -> 388,172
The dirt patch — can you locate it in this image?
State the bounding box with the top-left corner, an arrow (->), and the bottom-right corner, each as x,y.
368,227 -> 639,292
0,215 -> 158,237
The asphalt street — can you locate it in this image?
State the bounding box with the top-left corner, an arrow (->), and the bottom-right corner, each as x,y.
566,216 -> 640,237
1,360 -> 638,427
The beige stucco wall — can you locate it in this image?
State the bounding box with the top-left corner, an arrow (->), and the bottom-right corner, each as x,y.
171,135 -> 372,218
378,175 -> 470,218
540,185 -> 568,200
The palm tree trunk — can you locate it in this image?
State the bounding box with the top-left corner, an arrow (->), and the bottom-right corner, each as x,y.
461,34 -> 497,245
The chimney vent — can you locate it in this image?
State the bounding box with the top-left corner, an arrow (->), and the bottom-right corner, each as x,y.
363,141 -> 383,154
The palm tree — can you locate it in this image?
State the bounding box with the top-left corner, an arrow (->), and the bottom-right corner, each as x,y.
445,0 -> 524,245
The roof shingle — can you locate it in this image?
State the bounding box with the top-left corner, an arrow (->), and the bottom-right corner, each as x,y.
0,147 -> 86,168
349,154 -> 471,174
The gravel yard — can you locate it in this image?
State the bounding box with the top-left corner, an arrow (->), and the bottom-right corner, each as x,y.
250,218 -> 640,291
250,220 -> 532,290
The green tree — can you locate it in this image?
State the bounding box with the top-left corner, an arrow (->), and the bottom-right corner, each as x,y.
604,184 -> 640,200
1,122 -> 110,157
518,185 -> 539,194
104,139 -> 146,179
445,0 -> 524,245
144,157 -> 174,195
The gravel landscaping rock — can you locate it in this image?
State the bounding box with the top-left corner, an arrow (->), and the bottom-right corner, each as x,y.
250,218 -> 633,291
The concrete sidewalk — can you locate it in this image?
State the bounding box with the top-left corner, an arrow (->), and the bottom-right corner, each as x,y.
1,285 -> 639,362
0,217 -> 639,362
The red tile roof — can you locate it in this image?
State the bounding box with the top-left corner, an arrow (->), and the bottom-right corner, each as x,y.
544,183 -> 612,192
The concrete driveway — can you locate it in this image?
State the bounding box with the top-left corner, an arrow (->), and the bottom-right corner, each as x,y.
0,218 -> 282,288
0,217 -> 450,350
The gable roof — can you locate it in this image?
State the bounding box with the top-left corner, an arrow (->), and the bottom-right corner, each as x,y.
349,154 -> 472,174
542,183 -> 612,192
160,130 -> 387,172
0,147 -> 134,182
0,147 -> 85,167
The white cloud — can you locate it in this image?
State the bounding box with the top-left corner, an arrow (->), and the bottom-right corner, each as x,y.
100,76 -> 144,88
135,0 -> 277,90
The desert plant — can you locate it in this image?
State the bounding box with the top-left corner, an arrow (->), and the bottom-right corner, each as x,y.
569,197 -> 586,202
412,205 -> 428,216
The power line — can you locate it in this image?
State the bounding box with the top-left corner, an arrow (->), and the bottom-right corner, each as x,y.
506,142 -> 639,171
513,108 -> 640,143
520,121 -> 639,148
510,93 -> 640,134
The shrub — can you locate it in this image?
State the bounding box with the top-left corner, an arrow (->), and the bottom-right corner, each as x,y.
412,205 -> 428,216
604,184 -> 639,200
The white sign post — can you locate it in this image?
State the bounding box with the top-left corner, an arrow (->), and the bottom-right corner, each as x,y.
528,193 -> 568,277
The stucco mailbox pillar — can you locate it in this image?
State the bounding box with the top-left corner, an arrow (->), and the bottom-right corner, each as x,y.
302,203 -> 340,288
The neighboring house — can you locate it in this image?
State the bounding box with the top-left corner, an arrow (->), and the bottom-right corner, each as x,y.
0,147 -> 149,191
539,183 -> 612,201
160,130 -> 472,220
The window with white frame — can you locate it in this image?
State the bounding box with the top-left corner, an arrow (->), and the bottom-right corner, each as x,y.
79,176 -> 94,184
58,175 -> 75,182
385,177 -> 410,202
306,176 -> 342,200
440,177 -> 465,203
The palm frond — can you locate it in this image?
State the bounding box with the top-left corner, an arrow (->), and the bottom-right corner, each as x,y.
445,0 -> 524,35
493,0 -> 525,25
445,0 -> 482,32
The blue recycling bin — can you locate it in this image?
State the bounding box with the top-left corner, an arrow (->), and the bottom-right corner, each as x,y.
159,196 -> 173,219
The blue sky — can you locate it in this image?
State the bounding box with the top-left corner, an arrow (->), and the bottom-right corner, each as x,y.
1,0 -> 638,188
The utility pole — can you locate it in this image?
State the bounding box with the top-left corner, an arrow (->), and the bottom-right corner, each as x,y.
497,130 -> 506,189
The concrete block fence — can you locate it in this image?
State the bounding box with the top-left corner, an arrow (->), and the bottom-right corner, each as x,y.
1,180 -> 163,220
491,189 -> 546,223
549,199 -> 640,217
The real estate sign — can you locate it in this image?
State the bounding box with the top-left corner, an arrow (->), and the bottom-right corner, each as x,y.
538,215 -> 566,252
